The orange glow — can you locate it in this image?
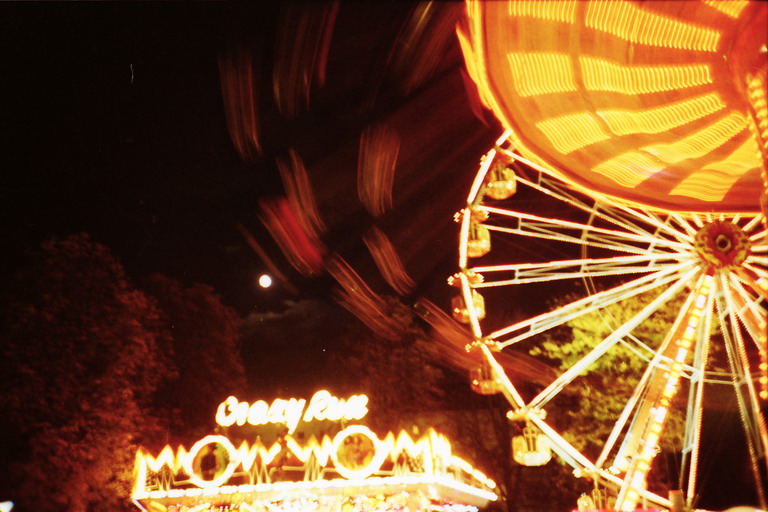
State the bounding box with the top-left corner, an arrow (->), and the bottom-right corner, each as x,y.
325,254 -> 405,341
580,57 -> 713,95
358,124 -> 400,217
592,152 -> 660,188
703,0 -> 750,19
507,1 -> 576,23
363,227 -> 415,295
459,0 -> 766,212
535,112 -> 610,154
670,137 -> 761,201
507,52 -> 577,97
642,113 -> 748,163
599,93 -> 726,136
219,49 -> 262,160
259,198 -> 326,276
585,1 -> 721,52
277,149 -> 326,239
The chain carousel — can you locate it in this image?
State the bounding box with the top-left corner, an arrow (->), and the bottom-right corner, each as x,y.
452,1 -> 767,511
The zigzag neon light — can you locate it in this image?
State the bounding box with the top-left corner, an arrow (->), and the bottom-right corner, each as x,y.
133,427 -> 497,498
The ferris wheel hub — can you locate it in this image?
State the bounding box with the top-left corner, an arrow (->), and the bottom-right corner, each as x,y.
694,220 -> 751,270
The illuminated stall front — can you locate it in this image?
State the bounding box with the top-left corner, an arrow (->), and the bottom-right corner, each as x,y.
132,391 -> 497,512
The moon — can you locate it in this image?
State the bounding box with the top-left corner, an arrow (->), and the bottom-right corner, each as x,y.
257,274 -> 272,288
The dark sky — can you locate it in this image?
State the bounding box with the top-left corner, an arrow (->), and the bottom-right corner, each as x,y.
1,2 -> 498,316
2,3 -> 279,310
0,1 -> 500,399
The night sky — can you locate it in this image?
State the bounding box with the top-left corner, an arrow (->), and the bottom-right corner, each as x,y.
0,2 -> 501,398
3,3 -> 281,309
1,2 -> 497,314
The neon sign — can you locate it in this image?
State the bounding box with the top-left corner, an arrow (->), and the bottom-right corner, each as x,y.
133,427 -> 497,495
215,390 -> 369,433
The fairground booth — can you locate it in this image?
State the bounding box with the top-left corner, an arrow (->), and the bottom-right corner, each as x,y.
132,390 -> 497,512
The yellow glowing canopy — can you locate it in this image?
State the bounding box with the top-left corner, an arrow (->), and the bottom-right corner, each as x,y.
459,0 -> 767,213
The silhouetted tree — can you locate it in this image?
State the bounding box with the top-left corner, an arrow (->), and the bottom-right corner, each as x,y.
142,274 -> 247,435
329,296 -> 446,433
0,234 -> 174,512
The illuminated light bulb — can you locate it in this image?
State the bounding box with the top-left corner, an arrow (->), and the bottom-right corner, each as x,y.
643,113 -> 745,164
592,152 -> 659,188
644,433 -> 660,450
703,0 -> 749,18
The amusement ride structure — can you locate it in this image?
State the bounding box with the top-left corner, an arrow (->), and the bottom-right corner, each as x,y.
452,1 -> 767,511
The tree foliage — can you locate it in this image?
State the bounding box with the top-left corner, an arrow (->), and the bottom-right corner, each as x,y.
328,296 -> 446,433
142,274 -> 246,436
0,234 -> 174,511
0,234 -> 250,511
530,287 -> 687,467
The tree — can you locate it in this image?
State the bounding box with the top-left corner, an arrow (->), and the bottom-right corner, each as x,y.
529,288 -> 688,493
328,296 -> 446,433
0,234 -> 174,512
141,274 -> 247,436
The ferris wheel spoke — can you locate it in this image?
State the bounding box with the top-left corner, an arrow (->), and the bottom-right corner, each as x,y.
492,262 -> 698,346
525,271 -> 698,411
471,254 -> 691,287
743,260 -> 768,277
486,223 -> 681,256
742,213 -> 765,233
680,291 -> 714,507
668,213 -> 699,238
715,284 -> 768,505
514,173 -> 664,240
598,288 -> 703,472
728,274 -> 768,344
595,350 -> 663,470
482,206 -> 691,252
481,344 -> 526,409
611,204 -> 695,245
749,229 -> 768,243
484,224 -> 689,257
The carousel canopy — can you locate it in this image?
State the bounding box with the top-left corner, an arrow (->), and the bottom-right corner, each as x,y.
458,0 -> 767,213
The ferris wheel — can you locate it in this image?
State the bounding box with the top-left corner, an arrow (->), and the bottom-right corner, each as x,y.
454,131 -> 767,510
453,1 -> 768,510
